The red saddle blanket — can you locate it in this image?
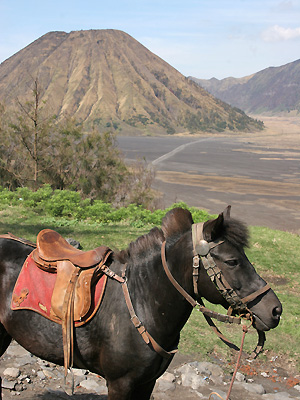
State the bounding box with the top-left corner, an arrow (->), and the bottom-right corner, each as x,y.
11,253 -> 107,327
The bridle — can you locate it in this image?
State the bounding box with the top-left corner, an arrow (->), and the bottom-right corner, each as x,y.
101,222 -> 272,360
161,222 -> 271,357
190,222 -> 271,317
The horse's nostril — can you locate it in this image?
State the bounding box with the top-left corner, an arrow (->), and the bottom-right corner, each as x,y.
272,306 -> 282,318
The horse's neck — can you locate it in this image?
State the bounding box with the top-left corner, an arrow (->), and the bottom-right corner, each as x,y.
128,233 -> 193,344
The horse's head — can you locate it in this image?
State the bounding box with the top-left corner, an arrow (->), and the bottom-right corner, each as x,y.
196,206 -> 282,332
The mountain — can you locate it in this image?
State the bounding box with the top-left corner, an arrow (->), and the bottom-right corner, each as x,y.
0,29 -> 262,134
190,59 -> 300,115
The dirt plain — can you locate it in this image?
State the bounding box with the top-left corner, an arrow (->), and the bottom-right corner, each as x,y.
1,116 -> 299,400
118,115 -> 300,234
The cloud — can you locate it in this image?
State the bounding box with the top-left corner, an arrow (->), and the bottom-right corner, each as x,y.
262,25 -> 300,42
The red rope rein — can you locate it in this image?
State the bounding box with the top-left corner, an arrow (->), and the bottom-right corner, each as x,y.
209,320 -> 252,400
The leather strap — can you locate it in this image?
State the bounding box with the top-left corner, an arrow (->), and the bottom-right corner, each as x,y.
61,265 -> 80,377
101,264 -> 177,360
0,233 -> 36,247
241,283 -> 271,305
161,241 -> 197,308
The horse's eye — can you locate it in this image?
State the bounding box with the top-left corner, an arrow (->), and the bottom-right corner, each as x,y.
225,259 -> 238,267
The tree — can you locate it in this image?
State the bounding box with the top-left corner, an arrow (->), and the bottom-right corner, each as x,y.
0,79 -> 156,207
0,78 -> 55,189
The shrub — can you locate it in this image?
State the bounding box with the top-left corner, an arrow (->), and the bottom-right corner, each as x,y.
0,186 -> 215,227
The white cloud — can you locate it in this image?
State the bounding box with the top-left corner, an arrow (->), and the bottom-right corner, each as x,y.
262,25 -> 300,42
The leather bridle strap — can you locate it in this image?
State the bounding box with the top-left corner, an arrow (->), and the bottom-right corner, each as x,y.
161,241 -> 197,308
101,264 -> 177,360
161,241 -> 241,325
241,284 -> 271,305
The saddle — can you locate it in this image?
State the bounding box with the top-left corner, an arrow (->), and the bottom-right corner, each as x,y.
31,229 -> 112,376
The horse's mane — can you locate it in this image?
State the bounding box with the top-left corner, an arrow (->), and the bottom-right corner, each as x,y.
114,208 -> 193,264
114,207 -> 249,264
222,218 -> 249,249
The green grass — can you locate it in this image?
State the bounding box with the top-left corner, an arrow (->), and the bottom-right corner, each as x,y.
1,204 -> 299,369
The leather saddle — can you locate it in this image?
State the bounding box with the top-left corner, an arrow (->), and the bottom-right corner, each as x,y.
31,229 -> 112,376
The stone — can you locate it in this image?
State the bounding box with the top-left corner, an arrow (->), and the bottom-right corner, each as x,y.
160,372 -> 175,382
3,367 -> 20,379
6,343 -> 30,358
37,371 -> 46,380
235,372 -> 246,382
175,363 -> 209,390
66,238 -> 81,249
79,378 -> 106,394
237,382 -> 266,394
262,392 -> 298,399
1,378 -> 16,390
155,378 -> 176,392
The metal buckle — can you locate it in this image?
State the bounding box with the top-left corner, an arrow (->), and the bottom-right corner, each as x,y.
198,240 -> 210,256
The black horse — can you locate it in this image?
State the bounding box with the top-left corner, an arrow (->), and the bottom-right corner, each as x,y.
0,207 -> 282,399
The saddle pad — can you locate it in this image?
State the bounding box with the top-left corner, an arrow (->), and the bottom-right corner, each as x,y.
11,252 -> 107,327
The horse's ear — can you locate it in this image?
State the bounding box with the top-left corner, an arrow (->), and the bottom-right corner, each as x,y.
223,205 -> 231,222
204,205 -> 231,241
162,208 -> 193,239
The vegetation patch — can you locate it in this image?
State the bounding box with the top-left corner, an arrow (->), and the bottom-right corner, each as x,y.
0,193 -> 299,369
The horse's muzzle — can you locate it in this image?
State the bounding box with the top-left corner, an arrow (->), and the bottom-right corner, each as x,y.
251,299 -> 282,331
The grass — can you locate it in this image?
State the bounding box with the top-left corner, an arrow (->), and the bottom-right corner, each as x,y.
1,204 -> 299,370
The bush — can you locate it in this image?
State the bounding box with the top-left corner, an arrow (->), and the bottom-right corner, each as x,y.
0,187 -> 215,227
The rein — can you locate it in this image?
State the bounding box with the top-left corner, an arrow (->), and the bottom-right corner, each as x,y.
101,221 -> 271,363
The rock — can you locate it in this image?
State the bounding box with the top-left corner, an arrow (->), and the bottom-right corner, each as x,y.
14,383 -> 24,392
235,372 -> 246,382
161,372 -> 176,382
42,368 -> 57,379
72,368 -> 88,376
262,392 -> 298,399
79,378 -> 107,394
3,367 -> 20,379
237,381 -> 266,394
1,378 -> 16,390
189,361 -> 212,377
37,371 -> 46,380
66,238 -> 81,249
155,373 -> 176,392
6,343 -> 30,358
175,363 -> 209,390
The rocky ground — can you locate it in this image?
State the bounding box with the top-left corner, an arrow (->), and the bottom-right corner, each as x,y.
1,341 -> 300,400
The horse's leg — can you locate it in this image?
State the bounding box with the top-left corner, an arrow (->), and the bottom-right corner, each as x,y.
131,379 -> 156,400
0,323 -> 12,399
107,378 -> 133,400
0,323 -> 12,357
107,378 -> 156,400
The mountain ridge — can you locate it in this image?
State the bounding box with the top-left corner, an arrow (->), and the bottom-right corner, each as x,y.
190,58 -> 300,115
0,29 -> 262,134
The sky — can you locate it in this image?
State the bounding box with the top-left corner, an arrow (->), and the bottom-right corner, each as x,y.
1,0 -> 300,79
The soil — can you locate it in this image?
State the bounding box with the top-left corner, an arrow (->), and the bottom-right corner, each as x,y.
1,341 -> 300,400
117,115 -> 300,234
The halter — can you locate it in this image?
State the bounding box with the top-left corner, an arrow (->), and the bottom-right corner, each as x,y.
101,221 -> 272,360
191,222 -> 271,316
161,222 -> 271,357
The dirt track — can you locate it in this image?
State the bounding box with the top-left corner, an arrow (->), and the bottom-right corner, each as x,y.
117,116 -> 300,233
